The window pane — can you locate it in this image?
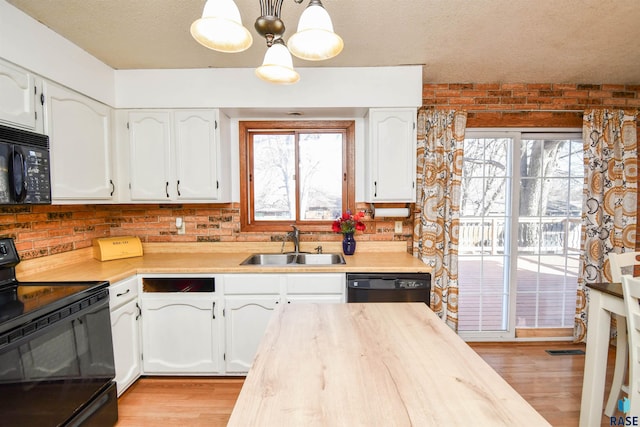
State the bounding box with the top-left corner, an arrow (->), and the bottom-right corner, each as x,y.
253,134 -> 295,220
516,137 -> 582,329
299,133 -> 343,221
459,137 -> 512,333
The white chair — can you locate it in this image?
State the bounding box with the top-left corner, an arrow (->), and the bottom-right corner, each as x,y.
605,252 -> 640,416
620,274 -> 640,416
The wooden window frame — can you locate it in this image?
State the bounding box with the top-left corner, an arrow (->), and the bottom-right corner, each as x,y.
239,120 -> 355,232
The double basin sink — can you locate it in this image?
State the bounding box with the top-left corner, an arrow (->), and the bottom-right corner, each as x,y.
240,252 -> 346,266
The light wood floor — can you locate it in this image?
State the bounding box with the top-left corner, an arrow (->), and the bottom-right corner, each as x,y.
115,342 -> 617,426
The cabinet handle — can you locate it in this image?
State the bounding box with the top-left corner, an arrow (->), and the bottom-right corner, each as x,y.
116,289 -> 130,297
177,180 -> 181,196
110,180 -> 115,196
212,301 -> 216,319
165,182 -> 170,198
135,302 -> 141,320
374,181 -> 377,198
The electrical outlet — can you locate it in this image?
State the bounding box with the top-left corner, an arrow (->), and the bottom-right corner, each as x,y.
394,221 -> 403,234
176,217 -> 185,235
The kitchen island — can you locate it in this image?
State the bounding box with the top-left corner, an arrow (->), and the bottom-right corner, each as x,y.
228,303 -> 551,426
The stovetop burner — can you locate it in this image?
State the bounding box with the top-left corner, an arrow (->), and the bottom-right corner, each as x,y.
0,238 -> 109,333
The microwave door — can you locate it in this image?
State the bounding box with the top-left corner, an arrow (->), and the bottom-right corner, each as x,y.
9,145 -> 27,203
0,144 -> 11,204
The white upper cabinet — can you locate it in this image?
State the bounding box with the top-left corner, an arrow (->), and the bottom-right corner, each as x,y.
44,81 -> 114,202
365,108 -> 417,202
174,110 -> 220,200
0,59 -> 43,133
126,109 -> 226,202
128,111 -> 172,201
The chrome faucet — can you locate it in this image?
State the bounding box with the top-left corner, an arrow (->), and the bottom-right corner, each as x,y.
288,225 -> 300,254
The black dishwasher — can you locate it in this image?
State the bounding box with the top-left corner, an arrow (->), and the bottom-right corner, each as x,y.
346,273 -> 431,307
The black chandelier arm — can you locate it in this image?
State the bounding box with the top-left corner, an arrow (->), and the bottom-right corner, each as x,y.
259,0 -> 286,17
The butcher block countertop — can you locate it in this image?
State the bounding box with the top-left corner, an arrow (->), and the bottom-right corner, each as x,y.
228,303 -> 551,427
15,241 -> 430,283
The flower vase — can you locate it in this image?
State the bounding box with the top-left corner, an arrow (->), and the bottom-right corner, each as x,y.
342,232 -> 356,255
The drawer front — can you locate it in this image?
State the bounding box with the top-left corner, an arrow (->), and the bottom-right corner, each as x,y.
109,277 -> 139,310
286,274 -> 345,294
224,274 -> 281,294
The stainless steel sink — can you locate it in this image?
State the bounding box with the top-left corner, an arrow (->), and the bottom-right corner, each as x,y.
239,253 -> 296,265
240,252 -> 345,266
294,253 -> 346,265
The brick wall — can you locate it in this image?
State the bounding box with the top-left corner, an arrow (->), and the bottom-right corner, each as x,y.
3,82 -> 639,260
423,82 -> 640,251
423,83 -> 640,127
1,201 -> 412,260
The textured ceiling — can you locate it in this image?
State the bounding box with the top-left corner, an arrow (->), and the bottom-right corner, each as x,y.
6,0 -> 640,84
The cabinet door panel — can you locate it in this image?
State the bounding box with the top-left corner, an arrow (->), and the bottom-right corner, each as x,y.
224,296 -> 279,373
128,112 -> 172,200
367,109 -> 417,202
174,110 -> 219,200
110,300 -> 141,396
0,60 -> 36,130
142,296 -> 220,373
45,82 -> 113,200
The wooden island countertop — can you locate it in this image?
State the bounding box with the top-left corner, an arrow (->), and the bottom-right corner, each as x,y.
228,303 -> 551,427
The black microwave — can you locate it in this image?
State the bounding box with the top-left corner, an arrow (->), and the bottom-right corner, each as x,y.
0,124 -> 51,205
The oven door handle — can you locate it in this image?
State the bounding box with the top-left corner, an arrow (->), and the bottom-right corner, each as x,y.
9,148 -> 27,203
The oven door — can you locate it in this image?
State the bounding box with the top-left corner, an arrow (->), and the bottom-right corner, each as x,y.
0,294 -> 117,425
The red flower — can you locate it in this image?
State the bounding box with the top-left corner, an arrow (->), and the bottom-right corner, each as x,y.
332,210 -> 366,235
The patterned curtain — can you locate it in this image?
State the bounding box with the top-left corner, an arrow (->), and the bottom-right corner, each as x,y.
413,108 -> 467,331
575,109 -> 638,342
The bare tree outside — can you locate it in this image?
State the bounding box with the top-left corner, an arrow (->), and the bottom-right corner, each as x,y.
253,134 -> 295,219
252,132 -> 343,221
458,134 -> 583,335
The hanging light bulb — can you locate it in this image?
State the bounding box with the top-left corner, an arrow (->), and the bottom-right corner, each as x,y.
255,39 -> 300,84
191,0 -> 253,53
287,0 -> 343,61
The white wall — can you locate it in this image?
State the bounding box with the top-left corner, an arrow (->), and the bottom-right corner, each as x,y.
114,67 -> 422,110
0,0 -> 115,105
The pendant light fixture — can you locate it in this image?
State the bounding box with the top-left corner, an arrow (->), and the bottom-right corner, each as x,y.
190,0 -> 253,53
287,0 -> 343,61
255,38 -> 300,84
190,0 -> 343,84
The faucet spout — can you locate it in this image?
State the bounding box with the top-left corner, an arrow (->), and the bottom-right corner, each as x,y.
289,225 -> 300,254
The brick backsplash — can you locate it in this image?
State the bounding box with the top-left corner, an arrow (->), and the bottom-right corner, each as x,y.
1,202 -> 413,260
4,82 -> 638,260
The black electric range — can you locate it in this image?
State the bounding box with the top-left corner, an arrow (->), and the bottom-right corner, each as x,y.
0,238 -> 118,426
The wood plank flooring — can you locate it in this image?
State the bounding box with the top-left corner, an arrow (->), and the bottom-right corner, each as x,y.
115,342 -> 617,427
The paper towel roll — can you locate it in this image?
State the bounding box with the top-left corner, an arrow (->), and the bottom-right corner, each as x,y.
372,207 -> 410,218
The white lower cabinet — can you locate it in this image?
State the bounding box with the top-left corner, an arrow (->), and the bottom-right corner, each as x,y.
223,273 -> 345,373
109,277 -> 141,396
111,299 -> 141,395
141,294 -> 222,374
111,272 -> 346,380
223,274 -> 282,373
285,273 -> 345,304
224,296 -> 280,373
